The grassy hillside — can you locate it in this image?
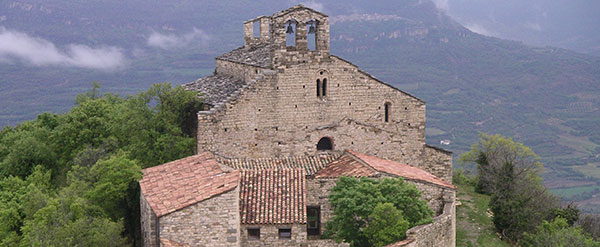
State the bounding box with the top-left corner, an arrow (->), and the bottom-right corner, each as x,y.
456,184 -> 509,247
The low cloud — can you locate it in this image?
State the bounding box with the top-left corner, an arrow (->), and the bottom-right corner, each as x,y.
465,23 -> 495,37
301,1 -> 325,12
0,27 -> 125,70
147,28 -> 210,50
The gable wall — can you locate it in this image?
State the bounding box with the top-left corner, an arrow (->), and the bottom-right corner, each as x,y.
198,57 -> 428,169
158,188 -> 240,247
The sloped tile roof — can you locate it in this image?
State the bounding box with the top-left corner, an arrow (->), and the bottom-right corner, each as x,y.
239,169 -> 306,224
139,153 -> 240,217
219,153 -> 338,175
216,43 -> 274,68
183,75 -> 248,107
315,150 -> 455,189
348,150 -> 455,188
314,153 -> 376,178
160,238 -> 191,247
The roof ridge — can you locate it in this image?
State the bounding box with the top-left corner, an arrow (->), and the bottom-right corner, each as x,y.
343,149 -> 381,175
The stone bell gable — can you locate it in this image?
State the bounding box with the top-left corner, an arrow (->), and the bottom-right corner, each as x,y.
183,4 -> 448,181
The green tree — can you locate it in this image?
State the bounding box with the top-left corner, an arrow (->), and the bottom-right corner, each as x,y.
21,192 -> 128,247
85,151 -> 142,220
0,83 -> 202,246
363,203 -> 410,247
460,133 -> 543,195
578,214 -> 600,240
521,217 -> 600,247
324,177 -> 432,247
0,128 -> 56,178
461,133 -> 560,242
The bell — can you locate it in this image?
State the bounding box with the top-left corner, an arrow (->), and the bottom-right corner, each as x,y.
286,24 -> 294,34
308,25 -> 316,34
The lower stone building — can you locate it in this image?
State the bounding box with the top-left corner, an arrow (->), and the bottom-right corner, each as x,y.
139,150 -> 455,247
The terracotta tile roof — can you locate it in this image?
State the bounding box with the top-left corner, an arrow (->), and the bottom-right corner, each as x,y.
314,153 -> 376,178
219,153 -> 338,175
348,150 -> 455,188
239,169 -> 306,224
160,238 -> 190,247
139,152 -> 240,217
315,150 -> 455,189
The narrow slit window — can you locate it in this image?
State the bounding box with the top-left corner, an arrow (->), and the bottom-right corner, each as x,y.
322,78 -> 327,96
384,102 -> 391,122
316,79 -> 321,97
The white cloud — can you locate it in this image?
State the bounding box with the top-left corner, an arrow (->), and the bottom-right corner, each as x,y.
301,1 -> 325,12
0,27 -> 125,70
147,28 -> 210,50
432,0 -> 449,12
465,23 -> 495,37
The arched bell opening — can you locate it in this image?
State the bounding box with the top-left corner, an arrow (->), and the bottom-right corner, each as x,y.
285,20 -> 297,47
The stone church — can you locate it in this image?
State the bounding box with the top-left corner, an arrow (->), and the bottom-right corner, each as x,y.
140,5 -> 456,247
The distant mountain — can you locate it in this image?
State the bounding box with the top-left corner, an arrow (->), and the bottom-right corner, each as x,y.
437,0 -> 600,56
1,0 -> 599,192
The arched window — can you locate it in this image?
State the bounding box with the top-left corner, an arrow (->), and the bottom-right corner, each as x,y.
316,79 -> 321,97
317,137 -> 333,151
322,78 -> 327,97
384,102 -> 391,122
285,20 -> 296,47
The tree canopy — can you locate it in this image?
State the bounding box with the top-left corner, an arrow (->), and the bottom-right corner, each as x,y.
521,217 -> 600,247
324,177 -> 433,247
459,133 -> 579,243
0,83 -> 202,246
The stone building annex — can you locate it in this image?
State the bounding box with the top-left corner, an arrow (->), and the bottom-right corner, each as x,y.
139,5 -> 456,247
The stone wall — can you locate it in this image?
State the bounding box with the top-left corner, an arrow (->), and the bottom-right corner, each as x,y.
240,224 -> 348,247
215,59 -> 264,82
423,145 -> 453,183
198,56 -> 430,171
406,179 -> 454,215
305,178 -> 336,231
240,224 -> 305,247
395,200 -> 456,247
244,16 -> 271,47
140,194 -> 159,247
158,188 -> 240,246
